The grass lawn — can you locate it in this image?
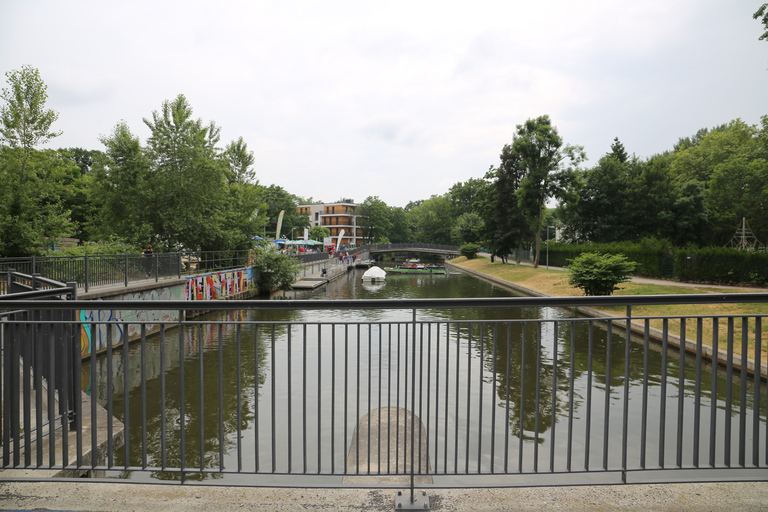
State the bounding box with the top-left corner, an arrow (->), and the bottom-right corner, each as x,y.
451,256 -> 768,361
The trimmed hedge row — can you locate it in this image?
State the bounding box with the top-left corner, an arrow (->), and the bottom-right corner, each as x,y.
544,241 -> 768,286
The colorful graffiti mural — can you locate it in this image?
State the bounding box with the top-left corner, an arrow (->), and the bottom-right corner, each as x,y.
79,285 -> 185,358
185,269 -> 252,301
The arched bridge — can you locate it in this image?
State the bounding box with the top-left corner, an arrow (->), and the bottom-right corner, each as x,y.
364,243 -> 460,258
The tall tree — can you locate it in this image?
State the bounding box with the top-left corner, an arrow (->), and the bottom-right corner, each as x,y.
609,137 -> 628,163
0,65 -> 62,185
143,94 -> 228,250
262,185 -> 308,239
513,115 -> 585,267
358,196 -> 393,243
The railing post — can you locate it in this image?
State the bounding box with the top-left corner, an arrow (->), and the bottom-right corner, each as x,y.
124,252 -> 129,287
178,252 -> 182,279
84,254 -> 89,293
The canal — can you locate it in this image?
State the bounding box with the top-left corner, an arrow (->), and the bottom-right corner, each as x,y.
85,264 -> 767,484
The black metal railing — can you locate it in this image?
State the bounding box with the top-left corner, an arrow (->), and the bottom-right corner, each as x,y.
1,295 -> 767,500
1,271 -> 80,457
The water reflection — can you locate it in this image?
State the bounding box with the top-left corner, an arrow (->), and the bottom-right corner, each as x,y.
84,268 -> 767,481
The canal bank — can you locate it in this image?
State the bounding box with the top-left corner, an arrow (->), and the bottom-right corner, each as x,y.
446,260 -> 768,379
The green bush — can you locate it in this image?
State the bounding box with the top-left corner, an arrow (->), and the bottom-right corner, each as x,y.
568,252 -> 637,296
459,243 -> 481,259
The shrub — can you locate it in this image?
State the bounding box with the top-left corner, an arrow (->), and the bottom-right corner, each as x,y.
459,243 -> 481,259
568,252 -> 637,296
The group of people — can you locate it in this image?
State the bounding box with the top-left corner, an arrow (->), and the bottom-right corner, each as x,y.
338,253 -> 357,265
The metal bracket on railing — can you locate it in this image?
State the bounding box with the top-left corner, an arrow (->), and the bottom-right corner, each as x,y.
395,490 -> 429,510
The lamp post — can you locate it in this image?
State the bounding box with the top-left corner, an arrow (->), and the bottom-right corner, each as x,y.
546,225 -> 555,269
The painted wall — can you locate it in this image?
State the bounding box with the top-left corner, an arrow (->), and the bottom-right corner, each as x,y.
77,269 -> 253,359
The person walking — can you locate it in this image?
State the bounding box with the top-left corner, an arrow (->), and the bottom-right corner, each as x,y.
142,244 -> 155,278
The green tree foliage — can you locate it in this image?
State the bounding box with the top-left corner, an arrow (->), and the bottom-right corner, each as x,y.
609,137 -> 628,163
451,212 -> 484,245
387,206 -> 413,243
0,66 -> 62,184
409,195 -> 454,244
57,148 -> 101,241
755,3 -> 768,41
459,242 -> 481,259
567,252 -> 636,296
513,115 -> 585,267
263,185 -> 308,239
308,225 -> 330,241
358,196 -> 393,243
448,178 -> 491,218
0,67 -> 73,256
252,242 -> 301,292
484,146 -> 533,263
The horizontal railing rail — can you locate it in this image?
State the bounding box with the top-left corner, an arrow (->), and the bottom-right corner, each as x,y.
1,295 -> 767,502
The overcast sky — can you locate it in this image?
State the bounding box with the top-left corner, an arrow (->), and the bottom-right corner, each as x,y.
2,1 -> 767,207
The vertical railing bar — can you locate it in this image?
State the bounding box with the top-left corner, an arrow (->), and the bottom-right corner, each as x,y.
377,325 -> 382,475
478,323 -> 484,474
34,320 -> 42,468
659,319 -> 668,469
107,323 -> 114,469
725,317 -> 734,467
367,325 -> 372,475
505,321 -> 512,474
519,322 -> 527,474
534,322 -> 541,473
317,324 -> 322,475
709,318 -> 718,468
48,320 -> 56,467
434,322 -> 441,475
89,321 -> 98,470
754,317 -> 762,467
739,317 -> 748,468
585,320 -> 593,471
388,323 -> 393,475
302,324 -> 307,475
198,325 -> 204,473
694,318 -> 703,468
72,320 -> 81,470
491,322 -> 498,474
410,309 -> 417,503
454,323 -> 460,474
425,323 -> 431,475
288,325 -> 293,474
141,324 -> 148,470
254,325 -> 260,474
123,322 -> 130,470
603,320 -> 612,472
551,320 -> 558,473
179,319 -> 186,484
236,324 -> 242,473
344,325 -> 349,475
356,324 -> 361,475
567,321 -> 576,473
641,320 -> 650,469
331,325 -> 336,474
621,307 -> 631,479
396,324 -> 401,473
218,323 -> 224,472
465,323 -> 472,476
271,324 -> 276,474
676,318 -> 686,469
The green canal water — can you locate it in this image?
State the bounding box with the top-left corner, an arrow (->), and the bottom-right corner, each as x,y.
85,265 -> 767,483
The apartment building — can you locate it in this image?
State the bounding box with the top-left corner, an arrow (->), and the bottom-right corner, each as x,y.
297,201 -> 365,247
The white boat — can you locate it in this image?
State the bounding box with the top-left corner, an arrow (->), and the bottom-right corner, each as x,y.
361,266 -> 386,283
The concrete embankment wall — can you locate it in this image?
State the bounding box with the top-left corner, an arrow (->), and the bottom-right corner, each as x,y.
447,261 -> 767,379
77,267 -> 257,360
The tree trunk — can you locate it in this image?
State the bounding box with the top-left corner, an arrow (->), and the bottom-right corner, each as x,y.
533,199 -> 543,268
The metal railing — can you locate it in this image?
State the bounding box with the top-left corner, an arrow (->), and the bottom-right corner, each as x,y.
1,295 -> 767,501
1,271 -> 80,454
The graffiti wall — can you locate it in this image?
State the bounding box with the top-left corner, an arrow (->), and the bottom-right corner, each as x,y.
184,269 -> 252,301
78,284 -> 185,358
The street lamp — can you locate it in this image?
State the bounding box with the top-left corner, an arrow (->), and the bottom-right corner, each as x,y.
546,226 -> 555,269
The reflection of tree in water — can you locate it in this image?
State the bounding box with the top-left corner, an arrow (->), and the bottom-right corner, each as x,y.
480,321 -> 577,441
113,313 -> 268,480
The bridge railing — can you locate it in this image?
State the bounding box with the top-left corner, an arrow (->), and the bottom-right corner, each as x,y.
1,271 -> 80,453
1,294 -> 767,500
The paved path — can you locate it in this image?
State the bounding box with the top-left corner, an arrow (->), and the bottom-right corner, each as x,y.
1,480 -> 767,511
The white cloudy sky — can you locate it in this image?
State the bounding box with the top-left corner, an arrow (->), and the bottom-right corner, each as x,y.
1,1 -> 767,207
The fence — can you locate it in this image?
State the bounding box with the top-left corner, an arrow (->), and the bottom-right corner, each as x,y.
1,294 -> 767,503
1,271 -> 80,457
